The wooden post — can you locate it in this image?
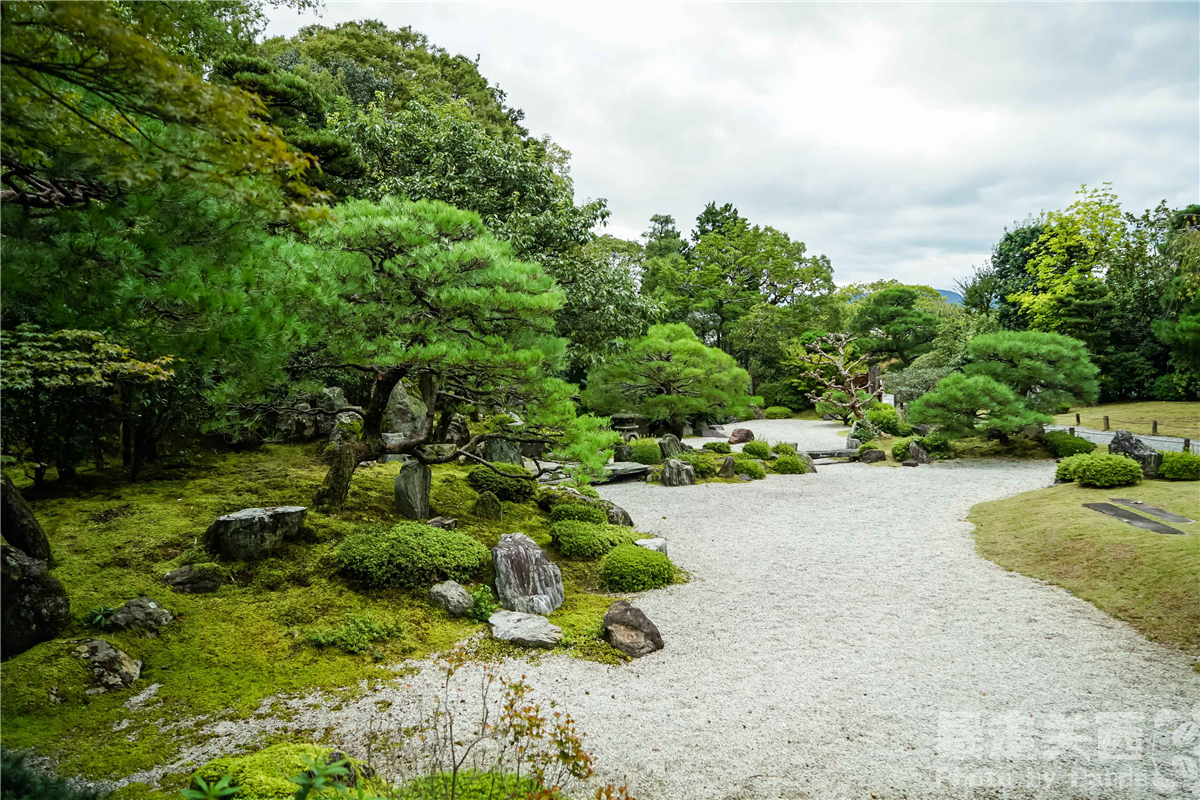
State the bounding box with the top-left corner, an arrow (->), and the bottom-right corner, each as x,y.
1152,420 -> 1158,435
1075,413 -> 1081,425
1069,427 -> 1075,437
1103,416 -> 1109,431
1185,439 -> 1192,453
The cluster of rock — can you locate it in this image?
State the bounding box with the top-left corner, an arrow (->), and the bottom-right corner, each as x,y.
1109,430 -> 1163,477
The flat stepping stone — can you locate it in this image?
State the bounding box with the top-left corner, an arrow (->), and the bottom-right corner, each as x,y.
1082,503 -> 1187,535
804,449 -> 860,459
1109,498 -> 1195,524
601,461 -> 652,483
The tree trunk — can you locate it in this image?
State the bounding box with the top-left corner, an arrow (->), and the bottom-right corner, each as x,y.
1,473 -> 52,562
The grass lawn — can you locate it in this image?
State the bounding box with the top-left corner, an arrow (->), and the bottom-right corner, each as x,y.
970,480 -> 1200,655
1054,401 -> 1200,439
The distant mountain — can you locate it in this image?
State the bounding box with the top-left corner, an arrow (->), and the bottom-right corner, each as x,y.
936,289 -> 964,305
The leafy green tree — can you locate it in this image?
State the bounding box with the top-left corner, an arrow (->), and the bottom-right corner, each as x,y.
906,373 -> 1050,438
989,219 -> 1046,329
643,214 -> 688,259
581,324 -> 757,437
849,287 -> 940,366
963,331 -> 1099,412
1046,275 -> 1117,356
691,201 -> 743,241
1154,206 -> 1200,372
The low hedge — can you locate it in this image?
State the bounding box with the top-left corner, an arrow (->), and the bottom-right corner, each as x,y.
1044,431 -> 1096,458
702,441 -> 731,454
466,462 -> 535,502
741,440 -> 771,459
732,456 -> 766,480
1055,453 -> 1092,483
336,522 -> 490,588
771,453 -> 806,474
601,544 -> 674,591
549,503 -> 607,525
628,438 -> 664,465
866,406 -> 905,436
1071,453 -> 1143,488
552,521 -> 640,560
763,406 -> 793,419
1160,451 -> 1200,481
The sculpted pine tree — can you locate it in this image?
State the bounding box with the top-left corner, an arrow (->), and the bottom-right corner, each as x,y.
789,332 -> 873,422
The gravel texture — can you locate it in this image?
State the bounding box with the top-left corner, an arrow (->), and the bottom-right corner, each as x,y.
685,417 -> 850,453
144,437 -> 1200,798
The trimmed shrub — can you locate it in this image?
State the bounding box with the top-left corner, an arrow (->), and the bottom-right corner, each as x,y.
549,503 -> 607,525
866,406 -> 904,436
1075,453 -> 1143,488
742,440 -> 771,459
763,406 -> 793,419
1055,453 -> 1092,483
702,441 -> 731,454
304,614 -> 401,654
677,450 -> 718,478
336,522 -> 490,588
552,521 -> 639,560
920,432 -> 952,459
466,462 -> 535,502
1160,451 -> 1200,481
891,437 -> 916,461
601,544 -> 674,591
732,456 -> 766,480
1044,430 -> 1096,458
628,438 -> 663,464
770,442 -> 797,456
771,453 -> 806,474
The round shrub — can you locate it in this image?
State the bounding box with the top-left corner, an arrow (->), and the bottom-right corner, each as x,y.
920,432 -> 952,459
466,462 -> 535,502
549,503 -> 607,525
732,456 -> 766,480
601,544 -> 674,591
763,406 -> 793,419
552,521 -> 639,560
1055,453 -> 1092,483
336,522 -> 490,588
677,450 -> 717,478
1075,453 -> 1143,488
742,440 -> 771,459
865,406 -> 904,436
1160,451 -> 1200,481
770,442 -> 796,456
890,436 -> 916,462
1044,430 -> 1096,458
771,453 -> 806,474
702,441 -> 731,454
628,438 -> 663,464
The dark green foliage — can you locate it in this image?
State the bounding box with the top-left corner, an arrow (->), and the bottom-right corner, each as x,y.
466,585 -> 500,623
628,438 -> 664,465
1074,454 -> 1143,488
702,441 -> 731,454
1055,453 -> 1092,483
0,747 -> 108,800
742,441 -> 771,459
757,380 -> 811,411
865,405 -> 911,436
601,544 -> 674,592
763,406 -> 793,419
964,331 -> 1100,412
1160,451 -> 1200,481
1044,431 -> 1097,457
920,432 -> 953,458
771,454 -> 806,474
850,287 -> 940,366
732,455 -> 766,480
891,437 -> 917,461
335,523 -> 490,589
676,450 -> 718,478
907,374 -> 1050,437
466,463 -> 535,502
549,503 -> 607,525
552,521 -> 639,560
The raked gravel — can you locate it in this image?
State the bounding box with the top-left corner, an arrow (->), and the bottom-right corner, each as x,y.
138,445 -> 1200,799
684,416 -> 851,453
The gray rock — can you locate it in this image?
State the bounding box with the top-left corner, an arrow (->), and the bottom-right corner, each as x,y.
801,453 -> 818,474
427,516 -> 457,530
1108,430 -> 1163,477
481,438 -> 523,465
635,538 -> 668,558
488,610 -> 562,648
603,502 -> 634,527
902,459 -> 919,467
328,410 -> 364,444
492,533 -> 564,616
73,638 -> 140,694
163,563 -> 223,594
909,442 -> 931,464
384,381 -> 429,439
394,461 -> 432,520
419,443 -> 457,460
1,546 -> 70,659
472,491 -> 503,521
728,428 -> 754,445
911,424 -> 932,436
846,437 -> 862,450
659,458 -> 696,487
314,388 -> 351,438
519,440 -> 546,459
605,461 -> 652,482
681,423 -> 694,437
658,434 -> 684,459
445,413 -> 471,447
717,456 -> 736,478
603,601 -> 663,658
738,474 -> 753,481
613,444 -> 633,462
1018,423 -> 1046,441
430,581 -> 473,616
2,473 -> 51,561
203,506 -> 306,561
859,449 -> 886,464
699,427 -> 724,438
277,401 -> 319,442
108,597 -> 172,635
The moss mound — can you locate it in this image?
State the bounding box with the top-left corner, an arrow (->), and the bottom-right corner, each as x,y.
763,406 -> 792,419
627,438 -> 663,465
741,441 -> 770,459
465,463 -> 534,502
552,521 -> 640,560
397,770 -> 550,800
771,454 -> 805,474
191,743 -> 378,800
701,441 -> 730,454
336,522 -> 490,588
601,544 -> 673,592
731,456 -> 766,480
549,503 -> 606,525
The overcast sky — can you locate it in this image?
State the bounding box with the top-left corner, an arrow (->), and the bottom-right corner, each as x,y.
264,2 -> 1198,289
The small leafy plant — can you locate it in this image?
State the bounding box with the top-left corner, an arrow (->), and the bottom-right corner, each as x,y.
85,606 -> 115,630
467,585 -> 500,622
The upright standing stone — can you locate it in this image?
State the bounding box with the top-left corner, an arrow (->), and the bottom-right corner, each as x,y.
492,533 -> 564,615
657,434 -> 684,459
717,456 -> 736,478
394,461 -> 432,520
472,491 -> 503,521
909,442 -> 931,464
203,507 -> 306,561
445,413 -> 471,447
481,438 -> 523,465
659,458 -> 696,487
613,444 -> 633,462
801,453 -> 818,474
1,474 -> 51,562
1,546 -> 70,659
384,381 -> 428,439
1108,430 -> 1163,477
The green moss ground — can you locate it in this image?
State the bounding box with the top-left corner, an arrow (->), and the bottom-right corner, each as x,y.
0,445 -> 632,797
970,480 -> 1200,656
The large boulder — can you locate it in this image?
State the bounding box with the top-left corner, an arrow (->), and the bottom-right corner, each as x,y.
481,438 -> 523,465
717,456 -> 736,478
163,563 -> 223,594
203,507 -> 306,561
445,413 -> 471,447
488,610 -> 562,648
1108,430 -> 1163,477
384,382 -> 429,439
859,449 -> 886,464
73,638 -> 140,694
603,502 -> 634,527
603,601 -> 663,658
1,474 -> 51,562
277,402 -> 319,442
728,428 -> 754,445
801,453 -> 818,474
613,444 -> 632,462
430,581 -> 473,617
108,597 -> 173,635
492,533 -> 564,616
657,434 -> 684,459
472,491 -> 503,521
1,546 -> 70,659
659,458 -> 696,487
328,411 -> 364,444
394,461 -> 432,520
909,441 -> 931,464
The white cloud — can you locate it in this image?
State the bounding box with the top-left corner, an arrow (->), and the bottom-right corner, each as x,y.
264,2 -> 1199,289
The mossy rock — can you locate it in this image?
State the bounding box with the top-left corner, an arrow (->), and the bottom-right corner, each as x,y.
191,743 -> 380,800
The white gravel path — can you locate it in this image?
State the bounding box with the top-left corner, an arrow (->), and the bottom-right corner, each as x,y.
156,431 -> 1200,799
684,417 -> 850,453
